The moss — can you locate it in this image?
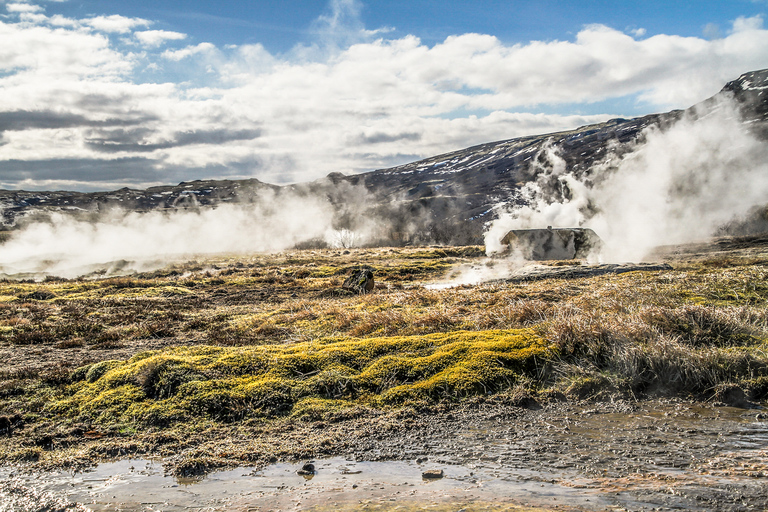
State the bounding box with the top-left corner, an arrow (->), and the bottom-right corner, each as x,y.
309,266 -> 344,278
84,360 -> 123,383
373,260 -> 452,280
126,401 -> 190,427
51,329 -> 551,428
289,397 -> 355,421
564,374 -> 617,399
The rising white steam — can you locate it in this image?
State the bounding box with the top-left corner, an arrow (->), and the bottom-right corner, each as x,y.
486,96 -> 768,262
0,190 -> 345,279
484,141 -> 593,255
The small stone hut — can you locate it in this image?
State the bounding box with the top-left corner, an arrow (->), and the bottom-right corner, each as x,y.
501,227 -> 602,260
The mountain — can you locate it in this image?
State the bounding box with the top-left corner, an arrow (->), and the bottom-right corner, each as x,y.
1,69 -> 767,246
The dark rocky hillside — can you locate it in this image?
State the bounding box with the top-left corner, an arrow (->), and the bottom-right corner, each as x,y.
1,69 -> 767,246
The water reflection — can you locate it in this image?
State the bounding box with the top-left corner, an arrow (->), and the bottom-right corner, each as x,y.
1,403 -> 766,511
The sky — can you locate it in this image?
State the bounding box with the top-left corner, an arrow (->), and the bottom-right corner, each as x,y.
1,0 -> 768,192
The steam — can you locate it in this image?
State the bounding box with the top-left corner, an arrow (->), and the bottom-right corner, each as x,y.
2,95 -> 766,281
486,96 -> 768,262
0,189 -> 376,279
484,141 -> 593,255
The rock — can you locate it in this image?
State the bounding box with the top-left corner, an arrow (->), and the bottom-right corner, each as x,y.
0,416 -> 12,435
422,469 -> 444,479
0,414 -> 22,435
342,268 -> 374,294
297,462 -> 315,476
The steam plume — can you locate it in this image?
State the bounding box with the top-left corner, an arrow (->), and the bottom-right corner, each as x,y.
486,96 -> 768,262
0,190 -> 341,279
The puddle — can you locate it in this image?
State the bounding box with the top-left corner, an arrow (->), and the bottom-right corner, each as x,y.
0,457 -> 608,511
1,403 -> 766,511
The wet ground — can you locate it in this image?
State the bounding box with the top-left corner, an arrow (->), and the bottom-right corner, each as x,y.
2,400 -> 766,511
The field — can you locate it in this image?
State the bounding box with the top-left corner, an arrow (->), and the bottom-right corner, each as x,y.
0,239 -> 767,479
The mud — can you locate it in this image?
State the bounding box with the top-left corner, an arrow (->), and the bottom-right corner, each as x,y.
2,400 -> 766,511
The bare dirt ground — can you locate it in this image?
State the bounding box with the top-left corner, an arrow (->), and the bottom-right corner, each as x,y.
2,398 -> 766,511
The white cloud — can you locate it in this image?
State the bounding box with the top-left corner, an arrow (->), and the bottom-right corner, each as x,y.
0,20 -> 133,79
6,3 -> 44,13
47,14 -> 77,27
162,42 -> 216,61
134,29 -> 186,48
732,14 -> 764,33
84,14 -> 150,34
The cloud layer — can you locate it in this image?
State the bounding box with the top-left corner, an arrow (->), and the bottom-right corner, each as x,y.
1,1 -> 768,190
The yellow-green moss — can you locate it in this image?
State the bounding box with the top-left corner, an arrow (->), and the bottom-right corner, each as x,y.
53,329 -> 552,428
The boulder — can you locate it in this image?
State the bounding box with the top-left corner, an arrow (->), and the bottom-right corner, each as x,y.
342,268 -> 375,294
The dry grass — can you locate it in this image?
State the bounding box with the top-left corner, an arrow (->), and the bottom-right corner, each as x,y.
0,244 -> 767,467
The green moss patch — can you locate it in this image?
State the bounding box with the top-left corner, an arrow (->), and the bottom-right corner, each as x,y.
53,329 -> 551,428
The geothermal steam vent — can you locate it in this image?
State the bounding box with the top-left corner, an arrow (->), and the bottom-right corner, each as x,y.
501,227 -> 602,260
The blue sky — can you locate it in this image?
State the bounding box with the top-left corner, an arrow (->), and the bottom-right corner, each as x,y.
1,0 -> 768,191
46,1 -> 768,51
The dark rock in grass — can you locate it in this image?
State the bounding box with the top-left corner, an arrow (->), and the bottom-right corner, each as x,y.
0,414 -> 22,435
422,469 -> 444,479
342,268 -> 374,294
297,462 -> 315,475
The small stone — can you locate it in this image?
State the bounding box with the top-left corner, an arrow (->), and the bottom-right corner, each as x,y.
422,469 -> 444,479
297,462 -> 315,475
342,268 -> 375,294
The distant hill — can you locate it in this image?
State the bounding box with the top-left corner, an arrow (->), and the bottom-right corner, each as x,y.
2,69 -> 767,246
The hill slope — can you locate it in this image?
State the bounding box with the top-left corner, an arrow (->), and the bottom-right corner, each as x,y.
1,69 -> 767,246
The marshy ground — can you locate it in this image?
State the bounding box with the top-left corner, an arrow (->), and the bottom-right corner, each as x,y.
0,237 -> 767,510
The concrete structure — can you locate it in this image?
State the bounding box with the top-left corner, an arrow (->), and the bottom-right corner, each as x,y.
501,227 -> 602,260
